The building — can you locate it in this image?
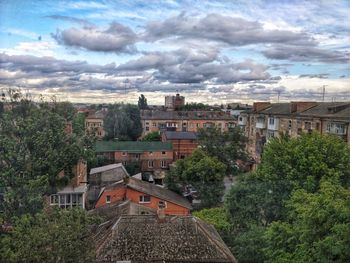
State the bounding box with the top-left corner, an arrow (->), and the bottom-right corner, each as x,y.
49,159 -> 88,209
95,141 -> 173,174
239,102 -> 350,166
165,93 -> 185,110
141,110 -> 236,137
162,131 -> 198,160
94,214 -> 237,263
95,177 -> 192,216
88,163 -> 129,206
85,109 -> 107,139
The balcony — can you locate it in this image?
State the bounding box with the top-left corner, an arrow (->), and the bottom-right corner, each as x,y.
238,116 -> 247,126
267,117 -> 279,131
256,118 -> 266,129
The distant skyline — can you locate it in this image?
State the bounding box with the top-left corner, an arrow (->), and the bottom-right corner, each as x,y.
0,0 -> 349,104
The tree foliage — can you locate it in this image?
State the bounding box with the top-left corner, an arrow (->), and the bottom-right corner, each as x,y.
137,94 -> 148,110
0,208 -> 99,263
198,127 -> 248,174
142,131 -> 161,141
166,149 -> 226,208
0,91 -> 95,219
103,103 -> 142,141
224,133 -> 350,262
177,102 -> 214,111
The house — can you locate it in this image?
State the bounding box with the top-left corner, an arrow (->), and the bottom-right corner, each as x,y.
49,159 -> 88,209
161,131 -> 198,160
94,214 -> 237,263
95,177 -> 192,216
239,101 -> 350,167
141,109 -> 236,137
95,141 -> 173,173
85,109 -> 107,139
88,163 -> 129,206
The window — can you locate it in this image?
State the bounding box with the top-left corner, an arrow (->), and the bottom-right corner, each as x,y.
267,130 -> 275,140
122,152 -> 127,156
288,120 -> 292,130
304,121 -> 312,130
145,122 -> 149,125
269,118 -> 275,125
146,127 -> 149,131
161,160 -> 167,168
239,117 -> 243,121
139,195 -> 151,203
148,160 -> 154,168
158,200 -> 167,208
106,195 -> 111,204
50,194 -> 58,205
152,122 -> 157,127
149,151 -> 153,155
196,123 -> 200,128
162,151 -> 166,155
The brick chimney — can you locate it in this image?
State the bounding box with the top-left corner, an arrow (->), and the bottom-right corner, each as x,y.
290,102 -> 318,113
253,102 -> 271,112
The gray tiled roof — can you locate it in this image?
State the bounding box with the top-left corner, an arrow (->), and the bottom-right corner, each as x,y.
260,103 -> 291,115
96,215 -> 237,263
300,102 -> 350,119
90,163 -> 128,175
164,131 -> 198,140
127,177 -> 192,209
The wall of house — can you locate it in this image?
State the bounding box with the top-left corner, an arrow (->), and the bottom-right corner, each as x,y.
95,186 -> 126,208
85,118 -> 105,138
89,168 -> 127,186
169,139 -> 198,160
126,188 -> 190,215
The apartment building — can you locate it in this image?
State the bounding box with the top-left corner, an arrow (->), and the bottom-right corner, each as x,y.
85,109 -> 107,139
165,93 -> 185,110
141,110 -> 236,137
239,102 -> 350,165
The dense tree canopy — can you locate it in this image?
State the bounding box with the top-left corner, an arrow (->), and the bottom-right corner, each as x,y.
0,92 -> 95,219
223,133 -> 350,263
103,103 -> 142,141
0,208 -> 99,263
142,131 -> 161,141
198,127 -> 248,174
166,149 -> 226,208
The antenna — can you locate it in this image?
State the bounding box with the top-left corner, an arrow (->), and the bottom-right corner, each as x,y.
277,91 -> 281,103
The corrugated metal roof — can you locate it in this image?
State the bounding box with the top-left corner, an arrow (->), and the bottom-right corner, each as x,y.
164,131 -> 198,140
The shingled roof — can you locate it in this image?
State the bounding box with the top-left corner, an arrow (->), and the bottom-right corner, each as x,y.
90,163 -> 129,175
95,215 -> 237,263
126,177 -> 192,209
95,141 -> 173,153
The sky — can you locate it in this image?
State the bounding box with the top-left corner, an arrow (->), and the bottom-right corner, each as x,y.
0,0 -> 349,105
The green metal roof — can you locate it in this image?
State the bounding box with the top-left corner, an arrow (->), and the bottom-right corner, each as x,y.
95,141 -> 173,152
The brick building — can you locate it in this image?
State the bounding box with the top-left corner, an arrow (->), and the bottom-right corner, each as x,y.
95,177 -> 192,216
161,131 -> 198,160
85,109 -> 107,139
95,141 -> 173,173
165,93 -> 185,110
141,109 -> 236,137
239,102 -> 350,166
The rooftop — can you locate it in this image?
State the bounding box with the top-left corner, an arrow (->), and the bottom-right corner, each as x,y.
163,131 -> 198,140
96,215 -> 237,263
95,141 -> 173,153
90,163 -> 129,175
141,110 -> 235,120
126,177 -> 192,209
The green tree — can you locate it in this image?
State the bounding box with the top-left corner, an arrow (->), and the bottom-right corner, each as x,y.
0,208 -> 99,263
103,103 -> 142,141
72,112 -> 86,136
264,177 -> 350,263
198,127 -> 248,174
224,133 -> 350,263
138,94 -> 148,110
142,131 -> 161,141
166,149 -> 226,208
0,93 -> 95,219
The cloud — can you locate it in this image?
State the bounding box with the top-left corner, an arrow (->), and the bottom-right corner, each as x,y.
299,74 -> 329,79
118,48 -> 270,84
263,44 -> 350,63
52,22 -> 137,53
45,15 -> 93,26
144,13 -> 315,46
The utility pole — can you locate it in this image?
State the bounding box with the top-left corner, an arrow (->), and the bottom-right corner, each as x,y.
322,85 -> 327,102
277,91 -> 281,103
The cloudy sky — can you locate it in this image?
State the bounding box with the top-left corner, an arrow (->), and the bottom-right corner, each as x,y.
0,0 -> 349,104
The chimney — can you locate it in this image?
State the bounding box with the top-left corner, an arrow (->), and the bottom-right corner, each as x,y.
290,102 -> 318,113
253,102 -> 271,112
157,202 -> 166,223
